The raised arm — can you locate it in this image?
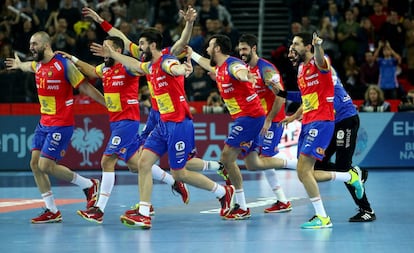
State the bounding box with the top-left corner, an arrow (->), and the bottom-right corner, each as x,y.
82,7 -> 133,50
187,46 -> 215,74
312,32 -> 329,70
5,53 -> 34,72
91,41 -> 144,73
55,50 -> 99,79
170,5 -> 197,56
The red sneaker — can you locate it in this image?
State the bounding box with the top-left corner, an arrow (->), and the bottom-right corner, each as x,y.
124,204 -> 155,216
83,179 -> 100,208
219,185 -> 235,217
264,201 -> 292,213
77,206 -> 104,224
31,209 -> 62,224
224,204 -> 251,220
172,181 -> 190,204
120,213 -> 151,229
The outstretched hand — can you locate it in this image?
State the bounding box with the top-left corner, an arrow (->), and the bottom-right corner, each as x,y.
184,55 -> 193,78
90,41 -> 113,58
5,52 -> 21,70
179,5 -> 197,23
312,32 -> 323,46
82,7 -> 102,23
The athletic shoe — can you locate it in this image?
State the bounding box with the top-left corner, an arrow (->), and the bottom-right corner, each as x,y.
124,203 -> 155,216
120,213 -> 151,229
349,209 -> 376,222
31,209 -> 62,224
354,166 -> 368,184
217,162 -> 231,185
264,201 -> 292,213
219,185 -> 235,216
301,215 -> 333,229
347,167 -> 364,199
223,204 -> 251,220
172,181 -> 190,204
83,178 -> 100,208
77,206 -> 104,224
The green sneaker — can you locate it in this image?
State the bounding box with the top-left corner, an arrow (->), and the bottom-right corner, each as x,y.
301,215 -> 333,229
217,162 -> 231,185
348,166 -> 365,199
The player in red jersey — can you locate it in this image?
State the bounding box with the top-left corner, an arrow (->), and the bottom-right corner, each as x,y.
188,34 -> 296,220
238,34 -> 296,213
91,28 -> 235,229
57,35 -> 189,223
83,6 -> 223,175
5,31 -> 106,223
287,32 -> 338,228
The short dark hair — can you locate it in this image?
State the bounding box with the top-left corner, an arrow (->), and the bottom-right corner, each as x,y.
209,34 -> 232,55
105,36 -> 125,52
238,34 -> 258,48
294,32 -> 313,46
139,28 -> 163,50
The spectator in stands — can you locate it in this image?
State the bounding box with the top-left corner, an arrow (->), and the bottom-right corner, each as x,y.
342,55 -> 362,99
203,89 -> 226,114
204,18 -> 222,41
369,1 -> 387,33
57,0 -> 82,33
154,20 -> 174,48
359,51 -> 379,89
283,22 -> 302,48
317,16 -> 339,63
373,40 -> 402,99
51,16 -> 77,54
198,0 -> 219,33
381,10 -> 406,56
356,17 -> 376,62
153,0 -> 179,28
211,0 -> 233,28
33,0 -> 52,30
12,19 -> 36,57
300,15 -> 317,34
126,0 -> 149,23
74,26 -> 101,65
337,9 -> 360,60
359,84 -> 391,112
185,65 -> 214,101
406,16 -> 414,86
398,89 -> 414,112
221,19 -> 239,53
324,2 -> 342,30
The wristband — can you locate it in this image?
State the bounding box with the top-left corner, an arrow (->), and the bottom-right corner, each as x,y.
100,20 -> 112,32
191,52 -> 202,63
71,56 -> 79,64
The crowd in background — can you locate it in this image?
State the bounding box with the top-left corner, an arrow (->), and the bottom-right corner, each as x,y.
0,0 -> 413,112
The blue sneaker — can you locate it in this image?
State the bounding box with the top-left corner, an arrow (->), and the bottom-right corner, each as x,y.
348,166 -> 364,199
301,215 -> 333,229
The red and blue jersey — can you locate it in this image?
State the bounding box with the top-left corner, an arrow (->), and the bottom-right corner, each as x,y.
140,54 -> 192,122
95,62 -> 141,122
251,58 -> 286,122
297,57 -> 335,124
216,56 -> 265,119
32,53 -> 85,126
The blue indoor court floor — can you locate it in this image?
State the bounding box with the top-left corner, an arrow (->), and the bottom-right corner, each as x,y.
0,169 -> 413,253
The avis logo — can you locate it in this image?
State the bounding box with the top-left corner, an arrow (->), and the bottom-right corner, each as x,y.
71,117 -> 104,166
